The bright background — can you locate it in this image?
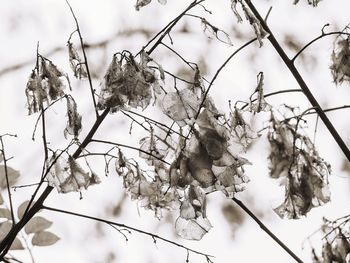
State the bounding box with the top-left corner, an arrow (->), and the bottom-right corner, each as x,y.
0,0 -> 350,262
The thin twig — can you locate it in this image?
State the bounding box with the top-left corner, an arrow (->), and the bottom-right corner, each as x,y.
41,205 -> 215,260
65,0 -> 99,118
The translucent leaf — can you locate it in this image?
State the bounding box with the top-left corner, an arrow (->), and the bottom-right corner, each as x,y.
0,208 -> 11,220
32,231 -> 60,246
97,54 -> 153,112
161,88 -> 200,126
64,96 -> 82,138
47,155 -> 100,193
249,72 -> 271,113
10,238 -> 24,250
67,41 -> 87,79
231,0 -> 243,22
0,165 -> 20,189
25,216 -> 53,234
201,18 -> 233,46
175,216 -> 212,240
17,200 -> 33,220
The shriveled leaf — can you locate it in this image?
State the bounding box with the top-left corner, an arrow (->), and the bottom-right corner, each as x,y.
201,18 -> 233,46
249,72 -> 271,113
47,155 -> 100,193
135,0 -> 152,10
17,200 -> 33,220
25,216 -> 53,234
330,37 -> 350,85
64,96 -> 82,138
293,0 -> 321,7
32,231 -> 60,246
175,216 -> 212,240
0,208 -> 12,220
10,238 -> 24,250
0,165 -> 20,189
67,41 -> 87,79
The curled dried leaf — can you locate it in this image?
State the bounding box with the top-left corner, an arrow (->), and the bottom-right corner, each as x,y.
64,96 -> 82,138
68,41 -> 87,79
330,36 -> 350,85
201,18 -> 233,46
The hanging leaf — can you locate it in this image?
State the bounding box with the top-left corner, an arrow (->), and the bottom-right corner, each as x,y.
17,200 -> 33,220
230,0 -> 243,22
0,208 -> 11,220
47,154 -> 100,193
32,231 -> 60,246
249,72 -> 271,113
175,216 -> 212,241
97,53 -> 155,112
200,18 -> 233,46
67,41 -> 87,79
161,88 -> 201,126
10,238 -> 25,250
293,0 -> 322,7
64,96 -> 82,138
268,111 -> 331,219
25,216 -> 53,234
330,36 -> 350,85
0,165 -> 20,189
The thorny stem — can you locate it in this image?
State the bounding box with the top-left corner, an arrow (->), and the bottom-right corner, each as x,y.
0,137 -> 16,223
243,0 -> 350,163
65,0 -> 99,119
232,197 -> 304,263
41,205 -> 215,260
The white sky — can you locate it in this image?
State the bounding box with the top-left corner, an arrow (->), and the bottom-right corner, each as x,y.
1,0 -> 350,262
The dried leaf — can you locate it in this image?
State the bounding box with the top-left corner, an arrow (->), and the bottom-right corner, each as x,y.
67,41 -> 87,79
0,165 -> 20,189
25,216 -> 53,234
231,0 -> 243,22
0,208 -> 12,220
135,0 -> 152,10
64,96 -> 82,138
293,0 -> 321,6
161,88 -> 200,126
201,18 -> 233,46
330,37 -> 350,85
47,155 -> 100,193
249,72 -> 271,113
175,216 -> 212,240
32,231 -> 60,246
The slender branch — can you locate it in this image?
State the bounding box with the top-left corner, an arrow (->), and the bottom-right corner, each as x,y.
90,139 -> 171,165
41,205 -> 214,260
292,31 -> 350,62
243,0 -> 350,163
0,138 -> 16,223
65,0 -> 99,118
232,197 -> 304,263
146,0 -> 205,55
196,38 -> 257,118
